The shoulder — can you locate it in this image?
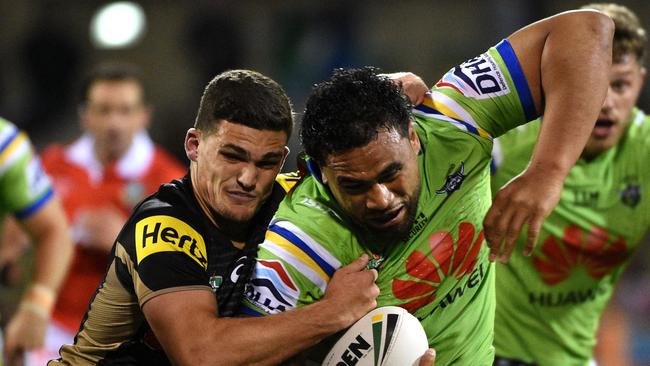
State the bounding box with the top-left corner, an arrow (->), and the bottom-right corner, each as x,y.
276,171 -> 302,193
0,116 -> 17,132
133,179 -> 196,221
272,177 -> 357,255
121,180 -> 209,268
40,144 -> 68,166
628,109 -> 650,143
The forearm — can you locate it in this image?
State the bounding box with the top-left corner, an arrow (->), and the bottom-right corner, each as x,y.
531,11 -> 613,175
148,256 -> 378,365
179,300 -> 344,365
22,199 -> 73,314
159,300 -> 347,366
30,226 -> 72,291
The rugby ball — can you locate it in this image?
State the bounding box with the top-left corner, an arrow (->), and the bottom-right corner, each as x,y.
322,306 -> 428,366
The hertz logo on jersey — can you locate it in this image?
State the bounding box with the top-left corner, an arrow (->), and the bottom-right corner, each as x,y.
135,215 -> 208,269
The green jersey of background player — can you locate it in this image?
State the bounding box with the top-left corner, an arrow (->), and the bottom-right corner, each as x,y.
0,116 -> 73,365
242,10 -> 614,366
492,3 -> 650,366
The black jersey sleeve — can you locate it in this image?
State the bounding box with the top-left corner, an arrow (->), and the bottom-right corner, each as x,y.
119,204 -> 211,306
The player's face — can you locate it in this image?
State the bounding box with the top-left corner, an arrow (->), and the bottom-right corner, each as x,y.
187,120 -> 288,223
321,125 -> 421,248
583,54 -> 646,159
81,80 -> 150,163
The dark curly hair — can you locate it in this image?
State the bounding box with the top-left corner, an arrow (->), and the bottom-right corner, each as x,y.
300,67 -> 412,165
195,69 -> 294,137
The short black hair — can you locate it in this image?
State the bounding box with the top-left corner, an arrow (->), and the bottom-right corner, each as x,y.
194,69 -> 293,138
79,62 -> 146,105
301,67 -> 411,165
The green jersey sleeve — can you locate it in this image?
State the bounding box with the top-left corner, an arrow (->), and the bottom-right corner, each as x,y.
241,176 -> 359,315
415,39 -> 537,141
0,118 -> 54,220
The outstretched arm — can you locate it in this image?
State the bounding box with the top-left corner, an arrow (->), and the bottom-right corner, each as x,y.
484,10 -> 614,262
143,254 -> 379,366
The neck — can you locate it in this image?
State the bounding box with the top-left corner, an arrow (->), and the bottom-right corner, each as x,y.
190,164 -> 219,228
94,144 -> 121,166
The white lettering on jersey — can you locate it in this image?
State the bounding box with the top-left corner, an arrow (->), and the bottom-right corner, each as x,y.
438,52 -> 509,99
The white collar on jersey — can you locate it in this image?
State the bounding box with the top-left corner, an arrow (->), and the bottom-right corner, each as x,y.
65,130 -> 155,183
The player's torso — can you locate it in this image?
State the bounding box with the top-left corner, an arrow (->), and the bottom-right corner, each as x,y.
270,120 -> 496,365
60,178 -> 265,364
492,114 -> 650,364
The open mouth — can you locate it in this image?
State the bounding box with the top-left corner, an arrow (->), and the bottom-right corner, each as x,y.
367,206 -> 404,227
592,119 -> 615,138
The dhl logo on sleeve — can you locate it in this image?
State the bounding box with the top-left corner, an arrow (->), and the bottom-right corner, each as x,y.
135,215 -> 208,269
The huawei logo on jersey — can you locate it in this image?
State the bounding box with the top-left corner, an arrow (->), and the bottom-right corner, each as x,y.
392,222 -> 483,312
533,225 -> 629,285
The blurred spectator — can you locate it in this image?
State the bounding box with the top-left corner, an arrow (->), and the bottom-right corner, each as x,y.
0,117 -> 73,366
23,62 -> 186,365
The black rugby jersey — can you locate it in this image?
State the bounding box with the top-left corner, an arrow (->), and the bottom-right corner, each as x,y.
49,173 -> 297,365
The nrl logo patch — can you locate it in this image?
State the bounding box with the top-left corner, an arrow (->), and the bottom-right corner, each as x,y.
436,162 -> 465,195
209,275 -> 223,292
620,182 -> 641,208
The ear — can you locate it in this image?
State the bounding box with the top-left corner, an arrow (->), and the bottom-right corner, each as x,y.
640,66 -> 647,88
279,146 -> 291,171
78,105 -> 89,130
141,105 -> 153,130
408,121 -> 421,153
184,128 -> 201,162
319,165 -> 328,185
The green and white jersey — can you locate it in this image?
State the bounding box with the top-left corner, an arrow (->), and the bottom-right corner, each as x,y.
0,117 -> 53,221
491,109 -> 650,366
243,40 -> 537,366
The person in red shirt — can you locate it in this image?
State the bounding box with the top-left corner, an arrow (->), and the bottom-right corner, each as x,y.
27,62 -> 186,365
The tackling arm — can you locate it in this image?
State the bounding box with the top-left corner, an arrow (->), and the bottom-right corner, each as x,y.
143,254 -> 379,366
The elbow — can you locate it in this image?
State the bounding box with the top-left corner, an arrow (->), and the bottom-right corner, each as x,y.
577,9 -> 615,46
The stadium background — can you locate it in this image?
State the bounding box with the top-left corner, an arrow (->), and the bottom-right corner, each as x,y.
0,0 -> 647,363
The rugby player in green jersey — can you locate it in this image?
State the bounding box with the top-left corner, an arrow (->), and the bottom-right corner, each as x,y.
491,3 -> 649,365
0,117 -> 73,365
242,9 -> 614,366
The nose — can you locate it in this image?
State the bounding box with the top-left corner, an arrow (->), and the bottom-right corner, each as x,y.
601,87 -> 615,113
366,183 -> 393,210
237,164 -> 258,191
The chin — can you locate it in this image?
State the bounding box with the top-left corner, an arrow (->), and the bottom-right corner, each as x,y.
214,205 -> 256,223
373,222 -> 412,245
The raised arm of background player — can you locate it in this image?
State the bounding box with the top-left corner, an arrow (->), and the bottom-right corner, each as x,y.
483,10 -> 614,262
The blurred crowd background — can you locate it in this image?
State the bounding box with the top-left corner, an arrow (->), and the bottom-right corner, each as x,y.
0,0 -> 648,363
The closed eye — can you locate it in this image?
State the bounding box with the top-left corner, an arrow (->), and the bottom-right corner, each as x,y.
256,159 -> 281,169
221,152 -> 246,162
